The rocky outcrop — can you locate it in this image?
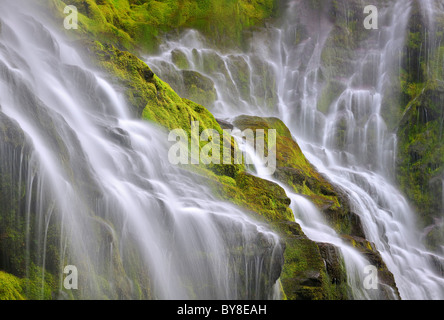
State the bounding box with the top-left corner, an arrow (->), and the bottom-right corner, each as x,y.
233,115 -> 365,238
230,115 -> 400,299
0,111 -> 58,299
277,221 -> 349,300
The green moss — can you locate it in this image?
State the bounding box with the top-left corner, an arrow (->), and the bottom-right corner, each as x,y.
171,49 -> 190,70
40,0 -> 278,53
341,234 -> 399,298
395,4 -> 444,248
0,265 -> 57,300
193,166 -> 293,224
20,263 -> 57,300
425,225 -> 444,250
0,271 -> 25,300
397,84 -> 444,236
317,79 -> 346,114
277,221 -> 349,300
232,115 -> 364,238
396,2 -> 444,233
235,172 -> 293,221
181,70 -> 217,107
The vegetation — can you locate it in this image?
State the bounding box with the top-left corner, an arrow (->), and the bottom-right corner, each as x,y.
42,0 -> 278,52
2,0 -> 439,300
396,2 -> 444,250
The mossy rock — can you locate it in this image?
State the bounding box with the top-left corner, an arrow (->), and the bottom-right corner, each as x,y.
317,79 -> 347,114
181,70 -> 217,107
171,49 -> 190,70
27,0 -> 406,300
0,271 -> 25,300
196,168 -> 294,224
276,221 -> 349,300
232,114 -> 365,238
40,0 -> 278,53
424,222 -> 444,252
397,84 -> 444,240
226,54 -> 251,102
235,172 -> 293,222
341,234 -> 400,299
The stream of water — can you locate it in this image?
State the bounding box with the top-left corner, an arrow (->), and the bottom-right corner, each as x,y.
145,0 -> 444,299
0,0 -> 283,299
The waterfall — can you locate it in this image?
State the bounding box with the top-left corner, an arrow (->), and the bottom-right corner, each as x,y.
0,0 -> 283,299
272,0 -> 444,300
417,0 -> 442,77
145,0 -> 444,299
233,133 -> 396,300
273,0 -> 444,299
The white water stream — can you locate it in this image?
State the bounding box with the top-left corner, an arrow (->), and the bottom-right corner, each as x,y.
145,0 -> 444,299
0,0 -> 283,299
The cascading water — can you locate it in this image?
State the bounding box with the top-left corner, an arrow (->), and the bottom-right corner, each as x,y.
146,0 -> 444,299
418,0 -> 444,80
280,0 -> 444,299
146,30 -> 279,118
232,132 -> 397,299
0,0 -> 284,299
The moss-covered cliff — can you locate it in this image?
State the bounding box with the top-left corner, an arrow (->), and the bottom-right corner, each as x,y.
396,2 -> 444,250
230,115 -> 399,299
0,112 -> 59,300
83,36 -> 401,297
83,42 -> 357,299
41,0 -> 278,52
0,0 -> 407,300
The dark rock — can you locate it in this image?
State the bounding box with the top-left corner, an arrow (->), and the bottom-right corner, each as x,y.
105,126 -> 132,149
318,242 -> 346,285
140,67 -> 154,82
216,118 -> 234,130
300,271 -> 323,287
341,234 -> 401,299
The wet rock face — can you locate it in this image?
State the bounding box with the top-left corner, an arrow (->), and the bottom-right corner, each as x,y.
104,126 -> 132,149
232,114 -> 367,238
180,70 -> 217,107
0,112 -> 27,275
397,84 -> 444,250
228,114 -> 404,299
341,234 -> 401,300
277,221 -> 350,300
317,242 -> 346,285
171,49 -> 190,70
0,112 -> 26,148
